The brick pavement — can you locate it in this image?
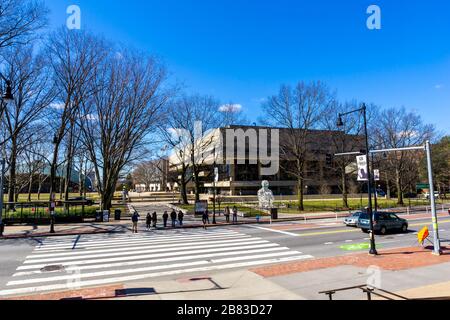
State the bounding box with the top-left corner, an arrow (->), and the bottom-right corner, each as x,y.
251,246 -> 450,277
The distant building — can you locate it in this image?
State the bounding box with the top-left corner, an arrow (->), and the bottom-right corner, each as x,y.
168,125 -> 363,196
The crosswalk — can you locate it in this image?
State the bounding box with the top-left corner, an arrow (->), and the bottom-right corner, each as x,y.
0,229 -> 313,297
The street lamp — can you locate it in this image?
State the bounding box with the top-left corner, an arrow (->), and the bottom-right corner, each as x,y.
49,134 -> 58,234
0,73 -> 14,237
338,103 -> 378,255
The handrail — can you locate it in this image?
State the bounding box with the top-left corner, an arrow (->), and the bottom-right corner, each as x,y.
319,284 -> 409,301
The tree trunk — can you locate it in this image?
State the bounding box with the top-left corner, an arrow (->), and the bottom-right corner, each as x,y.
395,168 -> 404,205
8,139 -> 17,210
341,171 -> 349,209
297,178 -> 304,211
180,167 -> 189,205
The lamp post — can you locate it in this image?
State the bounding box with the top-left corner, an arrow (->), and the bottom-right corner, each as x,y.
49,134 -> 58,234
212,166 -> 218,224
337,103 -> 378,255
0,73 -> 14,237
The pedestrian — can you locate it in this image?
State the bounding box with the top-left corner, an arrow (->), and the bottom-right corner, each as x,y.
178,210 -> 184,226
131,211 -> 140,233
146,213 -> 152,230
224,206 -> 230,223
232,206 -> 238,224
202,210 -> 209,230
171,210 -> 177,228
152,212 -> 157,229
163,211 -> 169,228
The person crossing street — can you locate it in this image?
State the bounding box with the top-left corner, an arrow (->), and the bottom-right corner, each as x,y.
178,210 -> 184,226
170,210 -> 177,228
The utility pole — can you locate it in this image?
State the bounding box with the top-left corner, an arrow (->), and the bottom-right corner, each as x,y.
0,159 -> 5,237
425,140 -> 441,255
370,142 -> 441,255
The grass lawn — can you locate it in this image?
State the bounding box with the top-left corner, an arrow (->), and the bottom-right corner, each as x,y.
175,197 -> 447,215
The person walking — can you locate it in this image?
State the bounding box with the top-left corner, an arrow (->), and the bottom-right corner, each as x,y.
152,212 -> 157,229
146,213 -> 152,230
131,211 -> 140,233
224,206 -> 230,223
163,211 -> 169,228
178,210 -> 184,226
232,206 -> 238,224
202,210 -> 209,230
171,210 -> 177,228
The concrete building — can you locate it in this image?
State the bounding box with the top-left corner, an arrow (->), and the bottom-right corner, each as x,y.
168,125 -> 363,196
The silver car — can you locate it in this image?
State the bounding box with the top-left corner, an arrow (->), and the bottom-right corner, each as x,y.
344,212 -> 363,227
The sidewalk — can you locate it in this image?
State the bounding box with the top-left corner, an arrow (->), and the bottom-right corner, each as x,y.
0,221 -> 128,239
6,245 -> 450,300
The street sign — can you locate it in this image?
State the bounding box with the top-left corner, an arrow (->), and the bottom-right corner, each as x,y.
417,226 -> 430,245
373,169 -> 380,181
356,155 -> 368,181
416,183 -> 430,190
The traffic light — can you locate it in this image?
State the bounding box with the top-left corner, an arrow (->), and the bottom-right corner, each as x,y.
325,154 -> 333,166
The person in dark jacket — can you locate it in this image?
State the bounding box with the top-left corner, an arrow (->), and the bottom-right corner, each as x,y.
178,210 -> 184,226
163,211 -> 169,228
146,213 -> 152,230
152,212 -> 157,229
170,210 -> 177,228
202,210 -> 209,230
131,211 -> 140,233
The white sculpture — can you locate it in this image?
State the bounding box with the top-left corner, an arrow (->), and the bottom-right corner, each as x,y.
258,180 -> 274,209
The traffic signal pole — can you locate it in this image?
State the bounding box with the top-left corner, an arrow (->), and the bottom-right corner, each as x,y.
370,141 -> 441,255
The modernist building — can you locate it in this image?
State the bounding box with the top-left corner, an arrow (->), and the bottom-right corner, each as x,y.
168,125 -> 363,196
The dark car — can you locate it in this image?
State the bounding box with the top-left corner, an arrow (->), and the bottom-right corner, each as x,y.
357,212 -> 408,235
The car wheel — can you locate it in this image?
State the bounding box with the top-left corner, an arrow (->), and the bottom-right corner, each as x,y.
401,224 -> 408,233
380,226 -> 387,235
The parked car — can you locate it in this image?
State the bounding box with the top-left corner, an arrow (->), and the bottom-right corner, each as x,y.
68,197 -> 94,206
357,212 -> 408,235
344,212 -> 363,227
423,192 -> 439,200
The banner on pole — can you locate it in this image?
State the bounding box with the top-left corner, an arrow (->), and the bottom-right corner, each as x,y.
373,169 -> 380,181
357,155 -> 369,181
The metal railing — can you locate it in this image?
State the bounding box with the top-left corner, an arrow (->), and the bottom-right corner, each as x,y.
319,285 -> 409,301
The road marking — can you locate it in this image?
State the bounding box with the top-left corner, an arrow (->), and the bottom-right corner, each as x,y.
24,240 -> 273,264
324,242 -> 334,245
248,225 -> 299,237
28,235 -> 255,258
34,231 -> 240,250
345,240 -> 353,243
14,247 -> 293,277
0,255 -> 314,297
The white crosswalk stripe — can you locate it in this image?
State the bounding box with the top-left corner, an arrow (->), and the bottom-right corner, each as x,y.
0,229 -> 313,297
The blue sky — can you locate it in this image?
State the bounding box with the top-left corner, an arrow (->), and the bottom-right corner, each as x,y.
44,0 -> 450,134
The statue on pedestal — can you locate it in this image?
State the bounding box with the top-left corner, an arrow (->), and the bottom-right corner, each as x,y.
258,180 -> 274,210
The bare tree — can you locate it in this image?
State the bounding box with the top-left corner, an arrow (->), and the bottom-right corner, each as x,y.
79,48 -> 171,210
0,0 -> 48,50
261,81 -> 331,210
45,28 -> 107,205
1,44 -> 55,208
161,94 -> 222,203
373,107 -> 434,205
132,160 -> 164,191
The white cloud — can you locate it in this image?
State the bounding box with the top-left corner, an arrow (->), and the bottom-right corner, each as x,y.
50,102 -> 65,110
219,104 -> 242,113
435,84 -> 444,89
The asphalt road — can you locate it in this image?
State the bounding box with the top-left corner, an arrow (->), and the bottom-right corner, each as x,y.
0,203 -> 448,298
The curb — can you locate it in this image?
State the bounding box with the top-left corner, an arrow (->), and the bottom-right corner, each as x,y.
0,229 -> 118,240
